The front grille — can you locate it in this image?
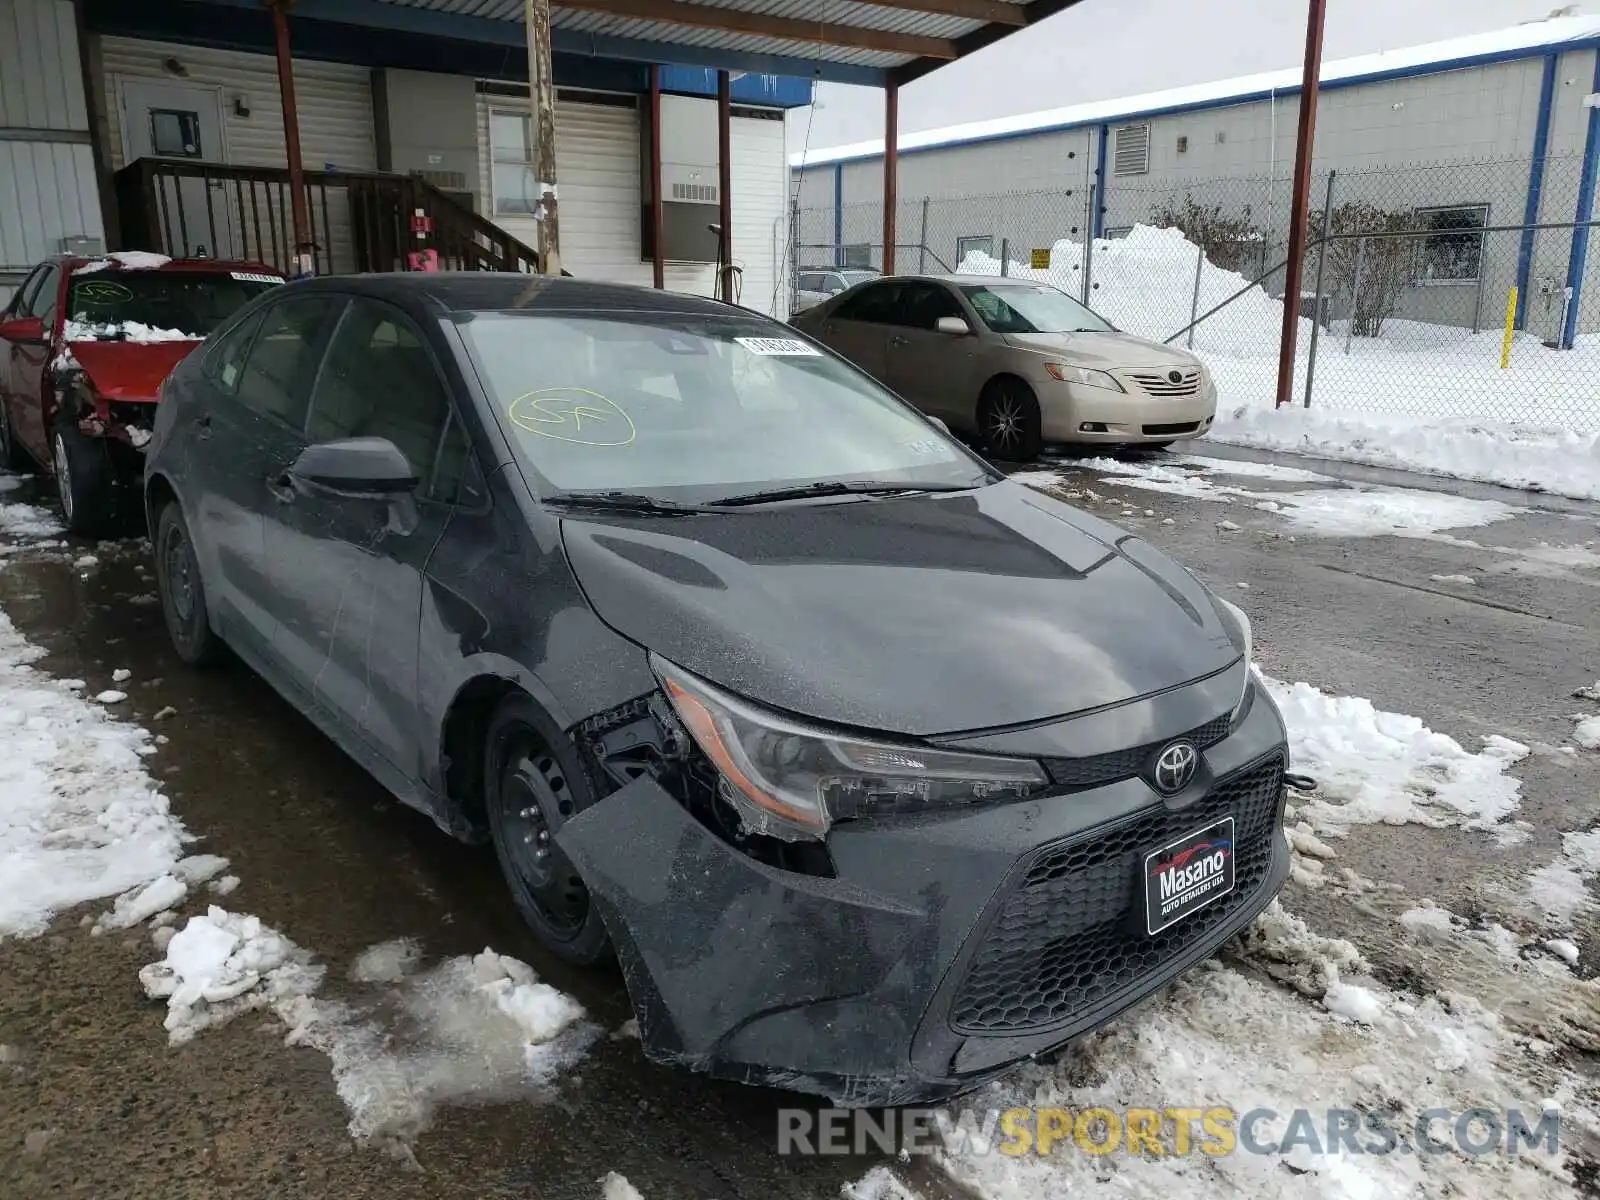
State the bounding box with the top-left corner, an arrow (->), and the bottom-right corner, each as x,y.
1041,711 -> 1231,791
948,753 -> 1284,1034
1127,369 -> 1201,397
1142,421 -> 1201,436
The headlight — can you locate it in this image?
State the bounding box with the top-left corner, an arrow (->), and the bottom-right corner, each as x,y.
1212,595 -> 1254,720
653,655 -> 1048,841
1043,363 -> 1125,392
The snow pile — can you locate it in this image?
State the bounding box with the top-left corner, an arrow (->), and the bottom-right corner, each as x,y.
957,224 -> 1313,358
1523,830 -> 1600,925
1020,457 -> 1518,538
1211,404 -> 1600,502
0,501 -> 64,542
278,942 -> 598,1150
844,1167 -> 924,1199
139,906 -> 324,1044
602,1174 -> 647,1200
934,903 -> 1587,1199
72,251 -> 171,273
0,607 -> 189,937
1573,714 -> 1600,750
1264,676 -> 1529,837
63,318 -> 198,343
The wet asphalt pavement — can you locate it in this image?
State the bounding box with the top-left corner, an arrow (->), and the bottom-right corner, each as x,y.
2,446 -> 1600,1198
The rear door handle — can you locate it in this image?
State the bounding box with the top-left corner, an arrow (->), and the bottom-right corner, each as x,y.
265,471 -> 295,503
888,335 -> 909,348
194,413 -> 211,439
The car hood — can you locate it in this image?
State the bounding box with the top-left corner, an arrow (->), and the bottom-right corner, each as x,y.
66,340 -> 198,402
560,481 -> 1238,737
1002,330 -> 1198,370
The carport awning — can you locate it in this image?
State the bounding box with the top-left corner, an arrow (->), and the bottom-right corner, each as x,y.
205,0 -> 1083,86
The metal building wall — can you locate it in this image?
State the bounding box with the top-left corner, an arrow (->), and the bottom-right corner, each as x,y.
0,0 -> 103,300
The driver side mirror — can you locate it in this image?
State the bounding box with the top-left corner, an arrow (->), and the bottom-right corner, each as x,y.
289,437 -> 417,497
935,316 -> 971,336
0,315 -> 46,344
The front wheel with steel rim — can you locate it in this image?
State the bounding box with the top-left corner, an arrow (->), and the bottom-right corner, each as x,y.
154,501 -> 221,665
52,425 -> 110,536
976,377 -> 1043,462
484,695 -> 610,965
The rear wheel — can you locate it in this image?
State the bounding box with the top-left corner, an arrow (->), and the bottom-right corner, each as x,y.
484,695 -> 610,965
977,378 -> 1043,462
0,402 -> 31,472
52,423 -> 111,536
154,501 -> 222,666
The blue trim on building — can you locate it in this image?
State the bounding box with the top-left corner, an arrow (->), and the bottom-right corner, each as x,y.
1092,123 -> 1108,239
658,67 -> 811,108
1563,50 -> 1600,349
135,0 -> 879,87
1516,54 -> 1559,330
797,35 -> 1600,168
833,164 -> 844,266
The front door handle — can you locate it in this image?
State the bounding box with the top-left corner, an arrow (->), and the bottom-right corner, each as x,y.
888,334 -> 909,347
265,471 -> 295,503
194,412 -> 211,439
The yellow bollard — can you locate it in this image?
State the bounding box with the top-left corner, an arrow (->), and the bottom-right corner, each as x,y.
1501,286 -> 1517,369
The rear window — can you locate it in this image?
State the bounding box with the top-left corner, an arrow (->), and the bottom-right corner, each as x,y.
65,271 -> 282,340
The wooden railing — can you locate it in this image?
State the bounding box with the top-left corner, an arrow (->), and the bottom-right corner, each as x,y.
113,158 -> 543,276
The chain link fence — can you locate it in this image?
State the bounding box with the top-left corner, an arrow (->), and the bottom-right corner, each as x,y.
792,153 -> 1600,431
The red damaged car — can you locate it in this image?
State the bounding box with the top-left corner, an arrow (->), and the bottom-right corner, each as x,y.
0,252 -> 284,534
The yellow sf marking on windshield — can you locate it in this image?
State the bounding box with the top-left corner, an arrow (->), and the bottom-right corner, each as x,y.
508,387 -> 636,446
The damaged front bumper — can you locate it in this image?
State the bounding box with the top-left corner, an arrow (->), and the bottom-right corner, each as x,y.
556,687 -> 1291,1106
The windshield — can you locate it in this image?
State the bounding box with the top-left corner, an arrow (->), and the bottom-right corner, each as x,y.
460,311 -> 992,499
66,271 -> 282,339
960,283 -> 1114,335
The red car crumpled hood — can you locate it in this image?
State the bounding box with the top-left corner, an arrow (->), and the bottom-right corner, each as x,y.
67,340 -> 199,402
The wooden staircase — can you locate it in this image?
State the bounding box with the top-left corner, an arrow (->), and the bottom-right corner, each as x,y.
114,158 -> 543,276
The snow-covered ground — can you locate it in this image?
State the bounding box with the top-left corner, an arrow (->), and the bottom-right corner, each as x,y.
959,226 -> 1600,502
1019,455 -> 1523,540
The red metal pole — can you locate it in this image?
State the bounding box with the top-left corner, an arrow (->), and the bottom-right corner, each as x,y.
268,0 -> 312,272
649,65 -> 665,289
882,81 -> 898,274
1274,0 -> 1328,407
717,69 -> 732,302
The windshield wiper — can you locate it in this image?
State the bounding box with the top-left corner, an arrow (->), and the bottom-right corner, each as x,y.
543,490 -> 712,516
706,480 -> 982,508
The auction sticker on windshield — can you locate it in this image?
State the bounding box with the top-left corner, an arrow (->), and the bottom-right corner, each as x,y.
1144,817 -> 1234,934
735,337 -> 820,356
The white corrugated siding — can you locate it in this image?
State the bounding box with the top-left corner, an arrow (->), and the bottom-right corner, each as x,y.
476,92 -> 787,315
0,0 -> 85,130
100,35 -> 376,171
0,0 -> 100,272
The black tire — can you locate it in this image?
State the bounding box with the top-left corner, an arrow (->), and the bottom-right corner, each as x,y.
154,501 -> 222,666
484,695 -> 610,965
51,422 -> 112,536
976,377 -> 1043,462
0,401 -> 32,472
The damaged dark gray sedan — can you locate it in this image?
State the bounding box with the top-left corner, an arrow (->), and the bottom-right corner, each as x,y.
145,274 -> 1290,1105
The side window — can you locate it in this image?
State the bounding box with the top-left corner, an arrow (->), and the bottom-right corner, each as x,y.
307,298 -> 451,489
430,411 -> 485,506
236,297 -> 342,428
29,265 -> 62,327
204,310 -> 265,395
893,282 -> 962,330
798,273 -> 821,292
834,281 -> 901,324
824,274 -> 849,295
6,267 -> 45,318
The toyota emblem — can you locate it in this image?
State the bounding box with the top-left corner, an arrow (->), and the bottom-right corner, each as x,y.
1167,369 -> 1184,384
1152,740 -> 1199,794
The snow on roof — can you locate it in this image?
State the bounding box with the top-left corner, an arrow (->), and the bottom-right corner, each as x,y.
792,15 -> 1600,168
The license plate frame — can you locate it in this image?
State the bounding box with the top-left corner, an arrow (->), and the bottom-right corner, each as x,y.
1143,816 -> 1236,936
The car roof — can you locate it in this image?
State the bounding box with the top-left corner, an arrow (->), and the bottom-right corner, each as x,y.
281,272 -> 755,320
45,254 -> 284,276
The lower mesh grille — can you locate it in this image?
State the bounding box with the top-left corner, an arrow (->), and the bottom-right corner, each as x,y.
949,754 -> 1284,1034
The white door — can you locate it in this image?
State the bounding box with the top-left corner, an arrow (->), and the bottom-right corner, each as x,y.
118,79 -> 240,259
